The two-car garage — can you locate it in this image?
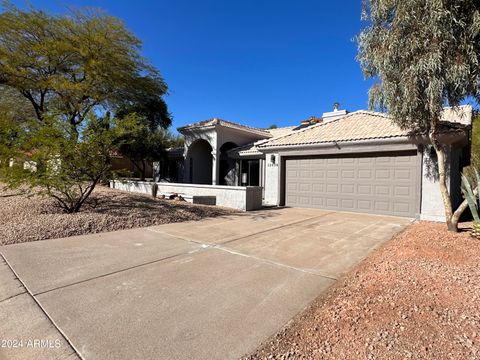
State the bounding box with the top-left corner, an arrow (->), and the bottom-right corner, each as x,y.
284,151 -> 420,218
258,109 -> 471,221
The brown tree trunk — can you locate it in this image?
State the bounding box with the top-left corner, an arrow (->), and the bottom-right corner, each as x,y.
451,187 -> 478,229
72,180 -> 98,213
430,124 -> 456,232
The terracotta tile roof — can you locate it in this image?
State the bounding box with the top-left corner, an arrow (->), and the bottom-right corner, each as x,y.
228,142 -> 264,157
229,126 -> 302,157
257,111 -> 401,148
229,124 -> 313,157
109,149 -> 124,158
231,146 -> 262,157
178,118 -> 271,137
265,126 -> 297,137
258,110 -> 470,149
441,105 -> 473,125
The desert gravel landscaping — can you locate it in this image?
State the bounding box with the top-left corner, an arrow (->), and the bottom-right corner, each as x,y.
0,185 -> 235,245
244,221 -> 480,360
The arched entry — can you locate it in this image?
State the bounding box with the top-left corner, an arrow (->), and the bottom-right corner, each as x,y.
187,139 -> 213,184
219,142 -> 238,185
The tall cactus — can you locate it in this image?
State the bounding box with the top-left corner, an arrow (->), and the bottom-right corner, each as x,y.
461,169 -> 480,238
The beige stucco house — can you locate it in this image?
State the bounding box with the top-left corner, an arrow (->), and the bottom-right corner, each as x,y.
159,105 -> 473,220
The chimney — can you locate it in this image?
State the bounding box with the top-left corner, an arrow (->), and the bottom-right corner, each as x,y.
322,102 -> 348,123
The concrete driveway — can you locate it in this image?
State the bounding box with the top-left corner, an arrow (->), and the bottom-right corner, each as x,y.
0,208 -> 411,360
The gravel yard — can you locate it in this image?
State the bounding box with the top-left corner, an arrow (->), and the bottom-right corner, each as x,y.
244,221 -> 480,360
0,185 -> 236,245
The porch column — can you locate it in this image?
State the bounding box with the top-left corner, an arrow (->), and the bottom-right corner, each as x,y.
183,148 -> 190,183
235,160 -> 241,186
211,150 -> 218,185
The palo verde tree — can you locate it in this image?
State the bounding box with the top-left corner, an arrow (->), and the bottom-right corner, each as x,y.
3,113 -> 117,213
357,0 -> 480,231
0,86 -> 33,167
0,2 -> 171,212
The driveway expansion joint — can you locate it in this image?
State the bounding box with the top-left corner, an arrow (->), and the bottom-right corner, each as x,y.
147,211 -> 336,247
31,251 -> 196,297
146,227 -> 207,246
0,291 -> 27,304
146,212 -> 340,280
0,252 -> 83,360
210,245 -> 338,281
218,211 -> 336,246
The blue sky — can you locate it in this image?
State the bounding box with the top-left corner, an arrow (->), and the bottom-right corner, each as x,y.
11,0 -> 371,130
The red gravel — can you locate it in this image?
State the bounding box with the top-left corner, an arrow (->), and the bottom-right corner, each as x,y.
243,221 -> 480,360
0,185 -> 236,245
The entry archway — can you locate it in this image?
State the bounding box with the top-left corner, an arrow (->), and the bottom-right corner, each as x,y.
187,139 -> 213,184
219,142 -> 238,185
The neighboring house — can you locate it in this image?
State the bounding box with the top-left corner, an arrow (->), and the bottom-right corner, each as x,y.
109,150 -> 154,179
172,105 -> 472,221
9,150 -> 155,179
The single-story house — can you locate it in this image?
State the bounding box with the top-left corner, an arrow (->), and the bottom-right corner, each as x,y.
170,105 -> 473,221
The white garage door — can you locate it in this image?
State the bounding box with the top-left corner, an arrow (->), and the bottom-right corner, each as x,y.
284,151 -> 419,217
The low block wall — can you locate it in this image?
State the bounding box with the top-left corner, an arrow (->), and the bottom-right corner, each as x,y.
110,180 -> 263,211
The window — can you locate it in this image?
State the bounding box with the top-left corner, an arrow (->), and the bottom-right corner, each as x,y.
240,159 -> 260,186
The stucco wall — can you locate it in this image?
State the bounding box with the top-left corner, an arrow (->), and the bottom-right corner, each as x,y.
217,127 -> 267,151
183,129 -> 217,184
263,153 -> 280,205
419,145 -> 459,222
181,125 -> 270,186
110,180 -> 263,211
